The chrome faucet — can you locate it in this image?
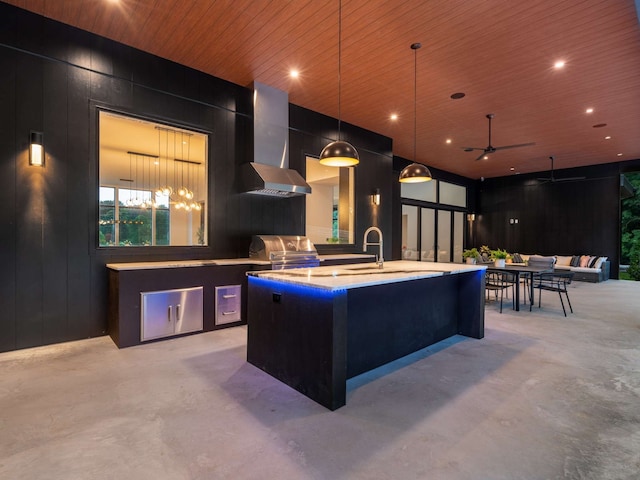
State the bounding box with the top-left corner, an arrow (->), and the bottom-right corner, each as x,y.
363,226 -> 384,268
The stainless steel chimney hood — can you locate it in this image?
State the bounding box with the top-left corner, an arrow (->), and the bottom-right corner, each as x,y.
242,82 -> 311,197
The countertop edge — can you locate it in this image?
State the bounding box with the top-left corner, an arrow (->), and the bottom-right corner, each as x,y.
247,262 -> 486,291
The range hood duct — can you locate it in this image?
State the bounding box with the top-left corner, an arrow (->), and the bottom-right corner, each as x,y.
242,82 -> 311,197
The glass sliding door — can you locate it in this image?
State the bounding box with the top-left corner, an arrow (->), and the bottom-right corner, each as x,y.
402,203 -> 465,263
453,211 -> 464,264
437,210 -> 451,262
420,208 -> 435,261
401,205 -> 419,260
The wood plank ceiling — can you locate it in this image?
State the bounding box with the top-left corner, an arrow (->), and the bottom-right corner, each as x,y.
5,0 -> 640,179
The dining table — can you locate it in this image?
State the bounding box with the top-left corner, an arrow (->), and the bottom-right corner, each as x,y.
485,264 -> 554,311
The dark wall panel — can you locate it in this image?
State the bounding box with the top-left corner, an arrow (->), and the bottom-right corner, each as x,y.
0,48 -> 17,352
42,60 -> 70,345
476,166 -> 621,277
14,53 -> 45,349
66,65 -> 93,341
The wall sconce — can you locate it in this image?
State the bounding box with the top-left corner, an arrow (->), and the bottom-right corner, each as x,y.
29,131 -> 44,167
509,218 -> 519,224
371,188 -> 381,206
467,213 -> 475,222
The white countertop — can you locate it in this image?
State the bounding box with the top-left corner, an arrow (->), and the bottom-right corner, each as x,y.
106,258 -> 269,271
319,254 -> 375,261
247,260 -> 486,291
105,254 -> 374,271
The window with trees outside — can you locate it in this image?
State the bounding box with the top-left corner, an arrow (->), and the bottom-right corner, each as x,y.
99,111 -> 208,247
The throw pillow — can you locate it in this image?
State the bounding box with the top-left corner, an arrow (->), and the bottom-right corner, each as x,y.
556,255 -> 572,266
570,255 -> 581,267
579,255 -> 590,267
594,256 -> 608,269
588,256 -> 599,268
512,253 -> 523,263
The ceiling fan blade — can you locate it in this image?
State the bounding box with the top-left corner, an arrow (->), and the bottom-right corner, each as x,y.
553,176 -> 586,182
536,176 -> 586,183
493,142 -> 537,151
461,146 -> 486,152
475,151 -> 490,161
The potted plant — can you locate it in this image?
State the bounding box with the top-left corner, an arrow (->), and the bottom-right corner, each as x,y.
462,247 -> 479,264
479,245 -> 492,262
491,248 -> 509,267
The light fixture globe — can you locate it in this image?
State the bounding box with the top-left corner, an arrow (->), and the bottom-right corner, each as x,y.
319,140 -> 359,167
399,162 -> 432,183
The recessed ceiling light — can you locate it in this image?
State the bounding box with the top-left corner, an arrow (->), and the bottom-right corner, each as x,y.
445,138 -> 452,144
483,155 -> 489,160
450,92 -> 465,99
554,60 -> 565,69
390,113 -> 398,121
290,69 -> 299,78
593,123 -> 607,128
585,108 -> 594,114
605,136 -> 611,140
617,153 -> 623,156
510,167 -> 515,171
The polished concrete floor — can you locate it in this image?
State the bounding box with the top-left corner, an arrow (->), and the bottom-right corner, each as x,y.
1,280 -> 639,480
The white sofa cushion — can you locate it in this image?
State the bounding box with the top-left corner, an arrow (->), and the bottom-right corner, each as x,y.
556,255 -> 572,266
554,265 -> 571,271
570,266 -> 602,273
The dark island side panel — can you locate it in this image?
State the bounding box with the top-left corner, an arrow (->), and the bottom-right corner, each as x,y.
346,271 -> 484,378
247,278 -> 348,411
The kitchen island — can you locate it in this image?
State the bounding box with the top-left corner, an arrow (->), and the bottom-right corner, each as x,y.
246,261 -> 486,410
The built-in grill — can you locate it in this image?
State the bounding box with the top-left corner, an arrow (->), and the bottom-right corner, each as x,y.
249,235 -> 320,270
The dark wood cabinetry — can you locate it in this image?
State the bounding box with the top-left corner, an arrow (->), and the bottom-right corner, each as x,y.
108,264 -> 251,348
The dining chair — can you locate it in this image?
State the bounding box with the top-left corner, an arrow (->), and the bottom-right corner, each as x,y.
485,271 -> 517,313
531,271 -> 574,316
525,256 -> 556,307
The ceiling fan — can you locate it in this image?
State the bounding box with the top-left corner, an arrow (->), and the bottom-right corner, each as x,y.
462,113 -> 536,161
536,156 -> 586,183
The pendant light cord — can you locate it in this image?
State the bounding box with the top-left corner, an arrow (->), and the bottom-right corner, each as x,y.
337,0 -> 342,141
414,44 -> 417,162
411,43 -> 421,162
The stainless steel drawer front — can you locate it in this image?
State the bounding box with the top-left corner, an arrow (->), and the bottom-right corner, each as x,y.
215,285 -> 241,325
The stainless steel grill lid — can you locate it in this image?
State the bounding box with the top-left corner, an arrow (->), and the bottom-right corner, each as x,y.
249,235 -> 319,269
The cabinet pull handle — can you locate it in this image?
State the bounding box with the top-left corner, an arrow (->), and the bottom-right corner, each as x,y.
222,294 -> 237,299
167,306 -> 172,322
222,310 -> 237,315
176,304 -> 181,320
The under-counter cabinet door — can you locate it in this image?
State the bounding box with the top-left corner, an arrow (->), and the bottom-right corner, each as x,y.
141,287 -> 203,342
174,287 -> 204,334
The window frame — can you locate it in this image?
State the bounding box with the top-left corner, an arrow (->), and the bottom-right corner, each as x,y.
95,106 -> 210,250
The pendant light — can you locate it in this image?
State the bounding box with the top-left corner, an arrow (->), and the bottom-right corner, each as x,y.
399,43 -> 432,183
319,0 -> 359,167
